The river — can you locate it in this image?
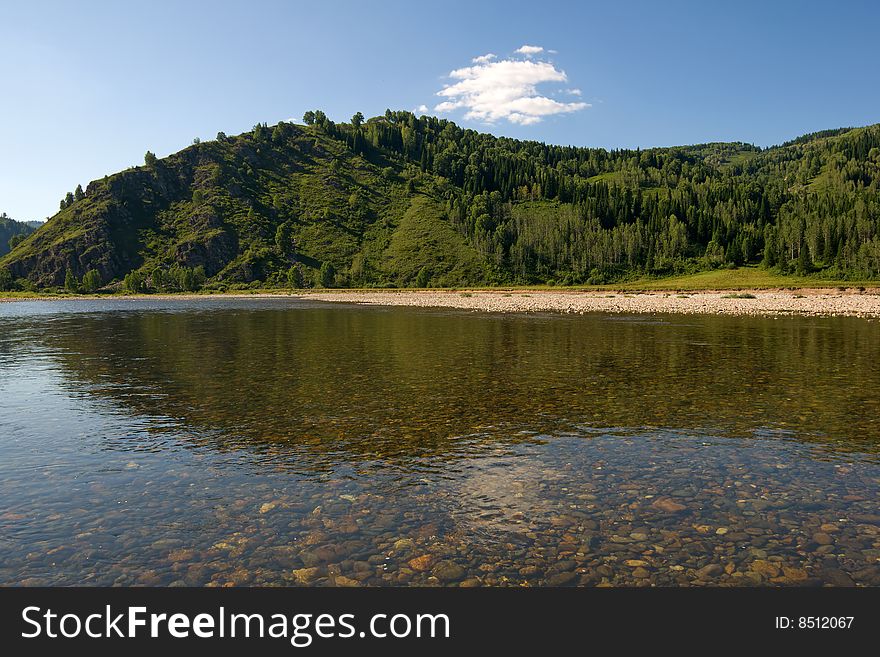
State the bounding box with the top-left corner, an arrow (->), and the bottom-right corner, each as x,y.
1,298 -> 878,586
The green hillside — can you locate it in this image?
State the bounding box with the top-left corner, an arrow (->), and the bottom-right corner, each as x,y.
0,214 -> 39,257
2,112 -> 879,292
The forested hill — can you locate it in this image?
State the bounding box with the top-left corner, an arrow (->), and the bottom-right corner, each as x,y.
2,111 -> 879,292
0,214 -> 39,258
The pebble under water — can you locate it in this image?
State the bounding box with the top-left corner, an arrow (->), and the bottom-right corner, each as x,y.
1,297 -> 879,587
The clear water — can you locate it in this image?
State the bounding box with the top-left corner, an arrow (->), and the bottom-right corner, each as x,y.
1,298 -> 878,586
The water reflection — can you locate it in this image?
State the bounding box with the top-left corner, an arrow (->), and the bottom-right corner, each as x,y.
0,298 -> 878,586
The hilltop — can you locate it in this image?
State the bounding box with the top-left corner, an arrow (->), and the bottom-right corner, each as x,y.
1,112 -> 878,292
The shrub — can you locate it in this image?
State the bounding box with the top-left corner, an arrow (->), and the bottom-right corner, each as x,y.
81,269 -> 102,293
7,233 -> 25,251
287,264 -> 304,288
123,271 -> 146,293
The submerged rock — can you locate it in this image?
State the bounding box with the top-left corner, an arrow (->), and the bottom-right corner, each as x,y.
652,498 -> 687,513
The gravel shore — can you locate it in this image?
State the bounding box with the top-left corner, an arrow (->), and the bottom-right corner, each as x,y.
4,288 -> 880,317
296,288 -> 880,318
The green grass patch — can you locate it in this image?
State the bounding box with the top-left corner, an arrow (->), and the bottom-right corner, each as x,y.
381,197 -> 486,287
601,266 -> 880,291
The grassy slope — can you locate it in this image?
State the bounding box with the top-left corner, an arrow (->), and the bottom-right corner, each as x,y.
601,266 -> 877,290
381,196 -> 486,286
0,128 -> 433,287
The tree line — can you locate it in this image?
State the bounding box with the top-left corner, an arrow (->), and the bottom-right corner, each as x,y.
308,110 -> 880,282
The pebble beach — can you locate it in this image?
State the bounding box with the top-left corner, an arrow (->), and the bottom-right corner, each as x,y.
5,288 -> 880,318
296,288 -> 880,318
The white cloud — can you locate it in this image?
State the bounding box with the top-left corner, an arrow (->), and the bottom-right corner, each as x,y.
434,52 -> 589,126
515,44 -> 544,56
414,104 -> 429,114
472,53 -> 496,64
565,88 -> 582,96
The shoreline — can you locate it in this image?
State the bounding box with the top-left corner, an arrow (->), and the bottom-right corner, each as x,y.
3,288 -> 880,317
294,289 -> 880,318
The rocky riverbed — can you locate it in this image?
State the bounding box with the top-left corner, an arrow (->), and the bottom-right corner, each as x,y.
5,431 -> 879,588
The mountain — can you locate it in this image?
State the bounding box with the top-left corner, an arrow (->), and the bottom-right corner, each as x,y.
2,112 -> 879,291
0,214 -> 39,257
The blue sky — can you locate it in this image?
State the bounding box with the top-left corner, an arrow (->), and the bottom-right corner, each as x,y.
2,0 -> 878,221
